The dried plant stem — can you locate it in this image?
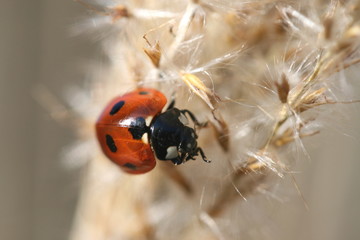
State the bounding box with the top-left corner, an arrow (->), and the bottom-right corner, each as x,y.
166,1 -> 198,61
207,170 -> 267,217
288,55 -> 325,110
264,53 -> 328,152
159,162 -> 193,194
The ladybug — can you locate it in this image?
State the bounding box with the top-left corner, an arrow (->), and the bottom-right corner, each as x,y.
96,88 -> 208,174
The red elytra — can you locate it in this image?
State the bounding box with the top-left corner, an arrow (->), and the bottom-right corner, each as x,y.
95,88 -> 167,174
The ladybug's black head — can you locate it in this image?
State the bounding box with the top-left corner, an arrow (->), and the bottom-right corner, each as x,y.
149,108 -> 209,165
178,127 -> 197,154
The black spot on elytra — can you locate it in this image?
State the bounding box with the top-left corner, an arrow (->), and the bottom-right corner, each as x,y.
105,134 -> 117,153
128,117 -> 147,140
123,163 -> 137,170
139,91 -> 149,95
109,100 -> 125,115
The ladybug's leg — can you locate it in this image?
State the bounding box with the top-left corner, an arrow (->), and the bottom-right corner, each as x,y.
180,110 -> 207,128
196,147 -> 210,163
185,153 -> 196,161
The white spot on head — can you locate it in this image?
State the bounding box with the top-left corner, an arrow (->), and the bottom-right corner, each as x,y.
191,132 -> 195,138
178,113 -> 189,125
187,143 -> 192,149
141,133 -> 149,144
165,146 -> 178,159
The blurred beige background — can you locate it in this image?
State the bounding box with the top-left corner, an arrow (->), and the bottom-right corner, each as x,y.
1,1 -> 360,240
0,1 -> 93,240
